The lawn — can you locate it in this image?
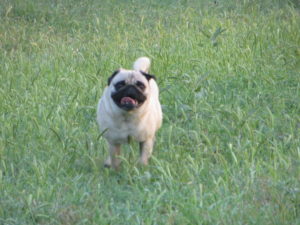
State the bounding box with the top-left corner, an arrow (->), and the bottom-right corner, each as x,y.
0,0 -> 299,224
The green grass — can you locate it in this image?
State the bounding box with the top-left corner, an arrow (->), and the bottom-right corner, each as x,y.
0,0 -> 299,224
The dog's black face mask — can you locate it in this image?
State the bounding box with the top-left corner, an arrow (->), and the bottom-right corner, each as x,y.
111,81 -> 147,111
108,70 -> 156,111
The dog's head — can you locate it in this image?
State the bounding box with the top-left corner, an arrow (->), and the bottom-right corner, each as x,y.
108,69 -> 156,111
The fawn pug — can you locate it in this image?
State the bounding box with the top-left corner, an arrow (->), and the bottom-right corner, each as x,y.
97,57 -> 162,170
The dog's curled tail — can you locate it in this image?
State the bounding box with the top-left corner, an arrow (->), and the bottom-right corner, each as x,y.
133,57 -> 151,73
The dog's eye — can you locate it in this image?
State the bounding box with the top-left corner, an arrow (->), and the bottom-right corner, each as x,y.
115,81 -> 125,90
136,81 -> 145,90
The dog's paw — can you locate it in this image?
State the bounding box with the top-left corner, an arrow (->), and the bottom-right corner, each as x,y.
104,157 -> 121,170
104,157 -> 111,168
139,157 -> 149,166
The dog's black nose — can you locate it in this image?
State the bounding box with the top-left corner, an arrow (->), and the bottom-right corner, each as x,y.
126,85 -> 138,97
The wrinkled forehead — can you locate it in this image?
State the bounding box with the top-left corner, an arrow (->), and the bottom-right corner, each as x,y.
113,70 -> 147,84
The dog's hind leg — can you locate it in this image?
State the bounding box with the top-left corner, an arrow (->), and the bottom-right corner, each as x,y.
139,138 -> 154,165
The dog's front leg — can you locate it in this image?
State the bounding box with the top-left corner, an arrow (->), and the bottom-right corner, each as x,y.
139,138 -> 154,165
104,144 -> 121,170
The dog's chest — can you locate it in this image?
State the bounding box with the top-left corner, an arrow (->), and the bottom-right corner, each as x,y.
109,116 -> 145,143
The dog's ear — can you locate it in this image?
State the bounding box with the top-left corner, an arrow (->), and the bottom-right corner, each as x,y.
141,71 -> 156,81
108,70 -> 120,86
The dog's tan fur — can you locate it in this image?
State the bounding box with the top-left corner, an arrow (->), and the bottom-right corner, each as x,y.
97,57 -> 162,170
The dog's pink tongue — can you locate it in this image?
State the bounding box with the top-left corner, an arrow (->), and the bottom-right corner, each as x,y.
121,97 -> 137,105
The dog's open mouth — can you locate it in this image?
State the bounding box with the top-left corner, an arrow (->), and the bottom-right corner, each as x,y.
111,85 -> 146,111
120,97 -> 137,106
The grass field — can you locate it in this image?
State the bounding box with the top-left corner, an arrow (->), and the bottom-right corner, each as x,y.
0,0 -> 300,224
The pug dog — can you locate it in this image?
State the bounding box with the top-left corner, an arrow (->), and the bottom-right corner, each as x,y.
97,57 -> 162,170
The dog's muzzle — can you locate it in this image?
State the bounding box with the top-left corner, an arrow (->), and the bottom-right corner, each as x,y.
111,85 -> 146,111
